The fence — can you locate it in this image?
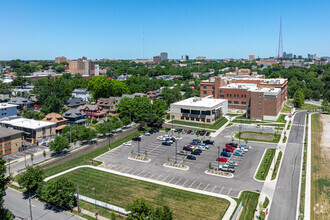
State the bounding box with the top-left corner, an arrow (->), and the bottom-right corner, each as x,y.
231,201 -> 243,220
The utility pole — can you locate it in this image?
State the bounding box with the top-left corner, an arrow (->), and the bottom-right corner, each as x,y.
29,198 -> 33,220
175,140 -> 177,164
92,188 -> 98,220
217,146 -> 220,171
138,140 -> 140,157
77,184 -> 80,215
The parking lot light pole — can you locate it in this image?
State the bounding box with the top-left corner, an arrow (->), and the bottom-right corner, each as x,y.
217,146 -> 220,171
175,140 -> 177,164
239,125 -> 242,145
171,115 -> 174,137
92,188 -> 98,220
138,140 -> 140,157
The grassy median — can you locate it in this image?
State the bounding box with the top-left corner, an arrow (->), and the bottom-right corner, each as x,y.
255,149 -> 276,180
271,151 -> 283,180
52,167 -> 230,220
235,131 -> 280,143
169,117 -> 228,130
43,130 -> 140,177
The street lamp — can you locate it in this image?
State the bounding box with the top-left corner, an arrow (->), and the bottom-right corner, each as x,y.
239,125 -> 242,146
92,188 -> 98,220
138,138 -> 141,157
171,115 -> 174,137
28,194 -> 37,220
108,119 -> 111,151
175,139 -> 178,164
217,146 -> 220,171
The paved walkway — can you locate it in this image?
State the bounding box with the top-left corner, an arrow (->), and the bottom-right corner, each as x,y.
44,165 -> 237,220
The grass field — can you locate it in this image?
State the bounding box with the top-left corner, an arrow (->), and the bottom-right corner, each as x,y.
235,131 -> 281,143
271,151 -> 283,180
169,117 -> 228,130
238,191 -> 260,220
276,114 -> 286,123
287,101 -> 320,110
255,149 -> 276,180
282,105 -> 291,112
311,113 -> 329,220
43,130 -> 140,177
53,167 -> 230,220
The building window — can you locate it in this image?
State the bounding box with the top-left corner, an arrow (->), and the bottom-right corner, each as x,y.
234,94 -> 236,97
241,95 -> 243,98
201,118 -> 205,122
203,91 -> 207,95
259,94 -> 262,97
181,116 -> 184,120
227,94 -> 229,97
245,95 -> 246,98
258,116 -> 261,120
203,86 -> 207,89
196,118 -> 200,121
191,117 -> 194,121
259,101 -> 261,104
206,119 -> 211,122
186,117 -> 189,120
234,101 -> 239,104
259,108 -> 261,111
220,95 -> 224,98
228,101 -> 232,104
242,101 -> 246,105
220,90 -> 224,94
212,86 -> 215,89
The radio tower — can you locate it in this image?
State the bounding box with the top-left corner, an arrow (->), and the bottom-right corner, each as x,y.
277,16 -> 283,59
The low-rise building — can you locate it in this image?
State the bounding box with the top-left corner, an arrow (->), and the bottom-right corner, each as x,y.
146,90 -> 161,101
0,93 -> 10,101
77,104 -> 106,119
0,118 -> 56,145
42,113 -> 68,134
8,97 -> 34,111
0,127 -> 23,156
62,109 -> 87,126
67,98 -> 86,109
0,103 -> 18,119
170,97 -> 228,124
96,98 -> 120,114
72,88 -> 91,101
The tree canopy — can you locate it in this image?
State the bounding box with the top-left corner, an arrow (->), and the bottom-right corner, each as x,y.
0,158 -> 14,220
17,165 -> 44,192
49,135 -> 70,153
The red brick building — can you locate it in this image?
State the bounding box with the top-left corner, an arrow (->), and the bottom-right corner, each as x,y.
200,76 -> 288,120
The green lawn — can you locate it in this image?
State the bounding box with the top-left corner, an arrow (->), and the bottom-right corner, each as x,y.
276,114 -> 286,123
287,101 -> 320,110
271,151 -> 283,180
282,105 -> 291,112
43,130 -> 140,177
169,117 -> 228,130
53,167 -> 230,220
237,191 -> 260,220
235,131 -> 281,143
255,149 -> 276,180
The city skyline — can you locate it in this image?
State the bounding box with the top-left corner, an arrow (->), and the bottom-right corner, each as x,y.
1,0 -> 329,60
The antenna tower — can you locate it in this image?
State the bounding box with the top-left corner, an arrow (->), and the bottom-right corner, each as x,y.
277,17 -> 283,58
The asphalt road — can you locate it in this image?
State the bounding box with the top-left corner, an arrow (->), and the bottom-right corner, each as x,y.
4,188 -> 82,220
269,111 -> 306,220
95,125 -> 279,198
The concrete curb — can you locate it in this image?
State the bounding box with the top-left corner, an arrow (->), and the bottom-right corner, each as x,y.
163,163 -> 189,170
44,165 -> 237,220
127,157 -> 151,163
253,149 -> 267,183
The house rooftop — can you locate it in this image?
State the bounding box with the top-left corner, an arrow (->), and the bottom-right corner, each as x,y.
0,103 -> 18,109
0,118 -> 56,130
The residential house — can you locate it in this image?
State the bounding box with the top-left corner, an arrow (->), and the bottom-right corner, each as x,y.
0,103 -> 18,119
8,97 -> 35,111
0,127 -> 23,156
96,98 -> 119,114
77,104 -> 106,119
122,93 -> 146,99
42,113 -> 68,134
146,89 -> 161,101
0,94 -> 10,101
67,98 -> 86,109
72,88 -> 92,102
62,109 -> 87,126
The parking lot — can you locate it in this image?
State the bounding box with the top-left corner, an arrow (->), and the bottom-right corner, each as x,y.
95,125 -> 279,198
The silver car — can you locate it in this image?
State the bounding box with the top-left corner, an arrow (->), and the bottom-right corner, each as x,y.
226,161 -> 238,167
177,150 -> 187,156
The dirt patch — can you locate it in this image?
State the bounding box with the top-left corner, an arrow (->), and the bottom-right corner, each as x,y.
320,114 -> 330,162
240,132 -> 274,141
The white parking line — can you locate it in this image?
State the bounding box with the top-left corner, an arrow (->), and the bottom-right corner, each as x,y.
118,166 -> 127,172
212,185 -> 217,193
149,173 -> 156,179
137,170 -> 145,176
219,187 -> 224,194
156,174 -> 163,180
227,188 -> 232,196
175,178 -> 182,185
143,172 -> 151,177
204,184 -> 209,191
124,168 -> 133,173
162,175 -> 170,182
182,179 -> 189,186
188,180 -> 196,188
196,182 -> 202,190
168,176 -> 176,183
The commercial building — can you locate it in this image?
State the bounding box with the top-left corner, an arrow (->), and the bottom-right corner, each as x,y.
68,57 -> 97,76
248,54 -> 255,61
0,127 -> 23,156
160,52 -> 168,61
181,55 -> 189,61
0,103 -> 18,119
0,118 -> 56,145
55,56 -> 67,63
170,97 -> 228,124
200,75 -> 287,120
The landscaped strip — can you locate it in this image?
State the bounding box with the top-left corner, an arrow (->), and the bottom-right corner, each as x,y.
235,131 -> 281,143
51,167 -> 230,220
169,117 -> 228,130
43,130 -> 140,177
233,191 -> 260,220
255,148 -> 276,180
271,151 -> 283,180
276,114 -> 286,123
299,114 -> 308,218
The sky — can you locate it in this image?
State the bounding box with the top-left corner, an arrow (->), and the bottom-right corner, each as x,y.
0,0 -> 330,60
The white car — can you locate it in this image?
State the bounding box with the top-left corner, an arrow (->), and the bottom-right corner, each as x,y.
123,142 -> 132,146
196,146 -> 206,151
200,143 -> 209,149
157,136 -> 166,141
219,165 -> 235,173
226,161 -> 238,167
144,132 -> 151,136
240,147 -> 248,152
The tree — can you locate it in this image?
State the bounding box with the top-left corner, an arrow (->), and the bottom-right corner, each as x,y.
43,150 -> 46,159
127,198 -> 154,220
0,158 -> 14,220
134,97 -> 152,122
49,135 -> 70,153
152,99 -> 167,120
161,87 -> 182,106
293,89 -> 305,108
30,153 -> 34,165
39,177 -> 76,209
17,165 -> 44,192
321,98 -> 329,113
117,97 -> 137,121
121,116 -> 132,126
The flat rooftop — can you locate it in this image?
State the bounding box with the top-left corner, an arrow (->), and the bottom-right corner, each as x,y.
0,103 -> 18,109
0,127 -> 23,138
249,87 -> 281,95
221,83 -> 258,90
171,97 -> 227,108
1,118 -> 56,130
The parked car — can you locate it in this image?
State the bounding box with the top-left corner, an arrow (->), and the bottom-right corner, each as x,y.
223,148 -> 233,152
219,165 -> 235,173
199,143 -> 209,149
221,152 -> 231,157
165,138 -> 173,144
191,130 -> 196,135
170,137 -> 176,142
174,129 -> 178,132
123,142 -> 132,146
233,151 -> 243,156
182,130 -> 187,134
144,132 -> 151,136
193,149 -> 202,154
183,145 -> 194,151
196,146 -> 206,151
225,144 -> 235,150
200,131 -> 206,136
236,149 -> 245,154
239,144 -> 251,149
226,161 -> 238,167
206,132 -> 211,136
216,157 -> 228,162
177,150 -> 187,156
227,142 -> 238,148
192,139 -> 201,143
132,137 -> 141,141
42,142 -> 49,147
239,147 -> 249,152
191,150 -> 201,155
203,140 -> 214,145
187,155 -> 196,160
187,130 -> 192,134
190,141 -> 199,145
162,141 -> 171,146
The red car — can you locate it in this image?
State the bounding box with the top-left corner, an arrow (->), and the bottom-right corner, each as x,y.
183,145 -> 194,151
225,144 -> 235,150
223,148 -> 233,152
227,142 -> 238,148
216,157 -> 228,162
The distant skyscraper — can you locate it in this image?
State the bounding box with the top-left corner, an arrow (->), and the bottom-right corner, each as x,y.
307,54 -> 314,59
248,54 -> 255,61
283,52 -> 287,58
298,55 -> 303,59
196,56 -> 206,60
68,57 -> 96,76
288,53 -> 293,59
181,55 -> 189,61
160,52 -> 168,61
293,55 -> 297,59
